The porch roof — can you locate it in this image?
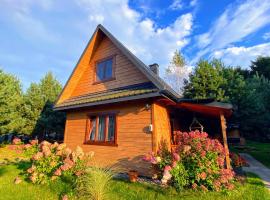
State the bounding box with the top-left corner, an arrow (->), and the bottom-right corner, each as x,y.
157,98 -> 233,118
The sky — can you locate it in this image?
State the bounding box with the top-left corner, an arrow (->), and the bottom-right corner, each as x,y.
0,0 -> 270,89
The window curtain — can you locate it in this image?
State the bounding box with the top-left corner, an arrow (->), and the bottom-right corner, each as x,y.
89,117 -> 96,141
108,116 -> 115,141
98,116 -> 106,141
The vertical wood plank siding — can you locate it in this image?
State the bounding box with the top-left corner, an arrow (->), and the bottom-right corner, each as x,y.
70,36 -> 149,97
152,102 -> 171,152
64,100 -> 152,175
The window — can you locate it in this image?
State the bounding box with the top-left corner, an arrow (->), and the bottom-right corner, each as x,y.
85,113 -> 117,146
95,57 -> 114,82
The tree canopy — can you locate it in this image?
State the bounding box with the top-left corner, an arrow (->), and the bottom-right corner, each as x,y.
0,70 -> 25,134
250,56 -> 270,79
183,57 -> 270,140
183,59 -> 227,101
0,70 -> 65,137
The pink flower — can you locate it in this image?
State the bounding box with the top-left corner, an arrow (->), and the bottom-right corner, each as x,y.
199,172 -> 207,180
192,183 -> 197,189
54,169 -> 62,176
30,139 -> 38,145
30,175 -> 37,183
164,165 -> 172,172
24,144 -> 32,149
27,165 -> 36,174
32,152 -> 43,161
183,145 -> 191,153
200,184 -> 208,191
172,161 -> 177,168
75,171 -> 83,176
62,195 -> 68,200
12,137 -> 21,145
200,151 -> 206,157
226,183 -> 235,190
172,153 -> 180,161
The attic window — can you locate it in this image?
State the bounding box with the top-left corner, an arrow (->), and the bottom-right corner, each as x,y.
95,56 -> 115,83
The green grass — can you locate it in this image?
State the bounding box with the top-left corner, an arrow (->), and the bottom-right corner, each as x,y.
0,164 -> 72,200
0,163 -> 269,200
0,145 -> 269,200
231,140 -> 270,168
108,174 -> 270,200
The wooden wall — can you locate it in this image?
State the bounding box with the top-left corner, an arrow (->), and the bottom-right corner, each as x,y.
152,102 -> 171,152
70,36 -> 149,97
64,100 -> 153,175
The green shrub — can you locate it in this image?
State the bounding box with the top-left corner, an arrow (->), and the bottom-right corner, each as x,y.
170,162 -> 188,190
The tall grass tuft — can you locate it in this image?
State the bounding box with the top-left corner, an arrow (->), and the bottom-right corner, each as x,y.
75,166 -> 114,200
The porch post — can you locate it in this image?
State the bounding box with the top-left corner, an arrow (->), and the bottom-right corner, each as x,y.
220,113 -> 231,169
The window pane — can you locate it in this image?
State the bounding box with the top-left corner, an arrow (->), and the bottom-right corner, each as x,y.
108,115 -> 115,141
96,62 -> 105,81
97,116 -> 106,141
89,117 -> 96,141
104,59 -> 113,79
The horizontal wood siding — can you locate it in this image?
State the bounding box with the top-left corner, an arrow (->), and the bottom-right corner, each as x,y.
152,102 -> 171,152
71,36 -> 149,97
64,100 -> 152,175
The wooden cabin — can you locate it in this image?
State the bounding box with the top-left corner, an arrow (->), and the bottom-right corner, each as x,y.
54,24 -> 232,175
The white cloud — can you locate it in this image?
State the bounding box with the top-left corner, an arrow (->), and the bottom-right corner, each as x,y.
76,0 -> 193,75
263,32 -> 270,40
0,0 -> 58,42
211,43 -> 270,68
190,0 -> 197,7
194,0 -> 270,62
169,0 -> 183,10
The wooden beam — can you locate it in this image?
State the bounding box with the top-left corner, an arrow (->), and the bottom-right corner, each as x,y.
220,113 -> 231,169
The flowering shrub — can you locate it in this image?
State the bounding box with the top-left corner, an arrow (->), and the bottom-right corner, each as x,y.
144,131 -> 235,191
143,143 -> 172,178
12,137 -> 22,145
230,152 -> 248,167
25,140 -> 94,184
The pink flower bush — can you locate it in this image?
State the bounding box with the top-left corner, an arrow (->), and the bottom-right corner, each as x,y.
12,137 -> 22,145
144,131 -> 235,191
24,140 -> 94,184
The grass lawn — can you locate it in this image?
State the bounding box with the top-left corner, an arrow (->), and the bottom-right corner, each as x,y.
231,140 -> 270,168
0,145 -> 269,200
0,163 -> 269,200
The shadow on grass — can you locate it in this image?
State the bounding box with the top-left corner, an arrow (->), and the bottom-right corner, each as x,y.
0,166 -> 7,177
245,172 -> 265,187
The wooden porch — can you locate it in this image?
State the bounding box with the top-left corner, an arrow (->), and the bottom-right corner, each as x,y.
157,99 -> 233,169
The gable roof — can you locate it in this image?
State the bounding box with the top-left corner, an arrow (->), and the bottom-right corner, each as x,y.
54,24 -> 181,110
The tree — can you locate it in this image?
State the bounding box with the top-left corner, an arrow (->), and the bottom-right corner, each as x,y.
222,67 -> 246,106
23,72 -> 65,137
164,50 -> 190,94
183,59 -> 227,101
0,70 -> 25,134
237,74 -> 270,140
250,56 -> 270,80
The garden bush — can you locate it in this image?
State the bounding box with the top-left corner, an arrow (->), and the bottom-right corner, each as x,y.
144,131 -> 235,191
24,140 -> 94,184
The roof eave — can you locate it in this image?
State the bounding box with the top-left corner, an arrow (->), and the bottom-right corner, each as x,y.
54,91 -> 161,111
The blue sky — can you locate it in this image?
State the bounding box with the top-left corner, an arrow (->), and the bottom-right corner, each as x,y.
0,0 -> 270,89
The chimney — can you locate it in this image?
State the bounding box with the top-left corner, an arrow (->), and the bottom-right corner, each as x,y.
149,63 -> 159,76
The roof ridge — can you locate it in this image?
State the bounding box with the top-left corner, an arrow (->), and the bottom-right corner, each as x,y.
97,24 -> 181,99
